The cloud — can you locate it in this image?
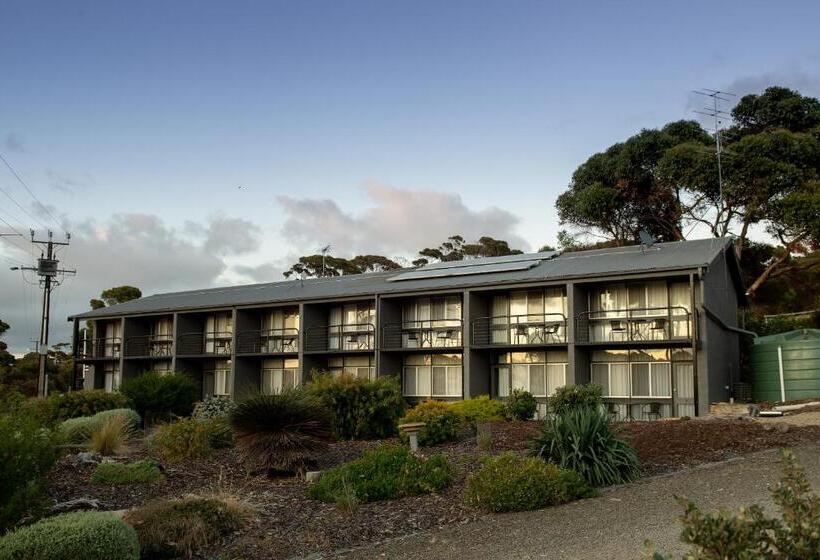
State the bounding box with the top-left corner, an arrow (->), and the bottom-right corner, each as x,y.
277,181 -> 528,257
2,133 -> 26,153
46,170 -> 90,194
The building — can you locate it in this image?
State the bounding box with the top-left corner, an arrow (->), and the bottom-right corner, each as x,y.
68,238 -> 746,419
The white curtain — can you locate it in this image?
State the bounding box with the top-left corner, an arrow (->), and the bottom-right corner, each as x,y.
610,363 -> 630,397
497,366 -> 510,397
651,363 -> 672,397
492,295 -> 509,344
546,364 -> 566,396
591,364 -> 610,395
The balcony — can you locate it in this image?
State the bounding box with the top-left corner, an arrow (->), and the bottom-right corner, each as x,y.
304,324 -> 375,352
382,319 -> 463,350
576,307 -> 692,344
75,337 -> 122,360
471,313 -> 566,347
124,334 -> 174,358
176,331 -> 233,356
236,328 -> 299,355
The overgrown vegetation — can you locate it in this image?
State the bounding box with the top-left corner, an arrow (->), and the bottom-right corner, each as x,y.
548,384 -> 603,415
649,450 -> 819,559
450,395 -> 506,427
306,373 -> 405,439
150,417 -> 233,463
399,400 -> 462,446
192,395 -> 238,420
120,372 -> 198,425
465,452 -> 594,513
308,445 -> 453,504
531,407 -> 640,487
49,390 -> 130,421
90,459 -> 164,485
504,389 -> 538,420
89,413 -> 134,456
60,408 -> 141,444
124,496 -> 250,559
0,511 -> 139,560
231,391 -> 333,475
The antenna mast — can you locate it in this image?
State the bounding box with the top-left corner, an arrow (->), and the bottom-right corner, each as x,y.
693,88 -> 735,213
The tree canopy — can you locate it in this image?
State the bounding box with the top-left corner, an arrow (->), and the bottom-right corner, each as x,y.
90,285 -> 142,309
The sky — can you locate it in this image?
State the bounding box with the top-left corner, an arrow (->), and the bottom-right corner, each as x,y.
1,0 -> 819,353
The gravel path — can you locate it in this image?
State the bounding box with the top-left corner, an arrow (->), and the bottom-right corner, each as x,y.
331,443 -> 820,560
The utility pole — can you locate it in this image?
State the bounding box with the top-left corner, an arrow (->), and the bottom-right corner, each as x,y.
11,230 -> 76,397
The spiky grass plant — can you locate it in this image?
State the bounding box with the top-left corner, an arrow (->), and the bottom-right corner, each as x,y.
90,413 -> 133,456
230,390 -> 333,476
530,407 -> 640,487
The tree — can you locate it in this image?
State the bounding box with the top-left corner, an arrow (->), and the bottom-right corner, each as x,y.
414,235 -> 523,266
283,254 -> 402,278
100,286 -> 142,306
0,319 -> 14,374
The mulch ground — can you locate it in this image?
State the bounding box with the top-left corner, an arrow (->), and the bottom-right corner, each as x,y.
45,418 -> 820,559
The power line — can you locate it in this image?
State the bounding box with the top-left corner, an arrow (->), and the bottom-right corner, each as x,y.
0,182 -> 49,230
0,152 -> 63,231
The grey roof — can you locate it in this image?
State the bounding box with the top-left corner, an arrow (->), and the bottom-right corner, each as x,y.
69,237 -> 740,320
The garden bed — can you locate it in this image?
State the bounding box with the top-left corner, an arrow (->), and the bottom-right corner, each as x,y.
45,418 -> 819,559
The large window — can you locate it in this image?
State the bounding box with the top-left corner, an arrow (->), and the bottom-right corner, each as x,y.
103,362 -> 121,392
204,313 -> 233,354
262,358 -> 300,394
591,349 -> 684,399
103,321 -> 122,357
587,282 -> 691,341
496,351 -> 567,397
327,355 -> 375,380
401,296 -> 462,348
328,303 -> 375,350
204,359 -> 232,397
490,288 -> 567,344
403,354 -> 462,398
151,361 -> 172,374
149,318 -> 174,356
261,308 -> 299,352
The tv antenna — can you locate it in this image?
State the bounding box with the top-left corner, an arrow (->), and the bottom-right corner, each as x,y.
638,229 -> 657,253
693,88 -> 736,206
319,244 -> 331,277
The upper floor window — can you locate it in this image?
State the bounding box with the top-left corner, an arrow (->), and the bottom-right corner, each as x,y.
400,296 -> 462,348
489,288 -> 567,345
328,303 -> 375,350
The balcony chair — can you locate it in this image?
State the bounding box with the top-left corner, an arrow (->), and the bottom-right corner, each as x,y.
608,320 -> 627,341
642,402 -> 662,421
542,322 -> 561,343
650,318 -> 667,340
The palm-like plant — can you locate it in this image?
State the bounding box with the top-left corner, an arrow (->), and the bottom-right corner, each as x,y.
230,391 -> 333,476
530,407 -> 640,487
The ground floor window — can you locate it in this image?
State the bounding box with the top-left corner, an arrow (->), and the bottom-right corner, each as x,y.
103,362 -> 121,392
590,348 -> 690,399
261,358 -> 300,394
204,359 -> 232,398
495,351 -> 568,397
403,353 -> 462,398
327,355 -> 375,380
150,360 -> 172,374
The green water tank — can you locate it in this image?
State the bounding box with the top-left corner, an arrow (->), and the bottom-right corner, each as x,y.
750,329 -> 820,402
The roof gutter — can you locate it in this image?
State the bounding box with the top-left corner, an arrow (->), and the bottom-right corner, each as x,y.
701,304 -> 757,338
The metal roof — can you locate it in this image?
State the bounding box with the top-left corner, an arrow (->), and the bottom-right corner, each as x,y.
68,238 -> 739,320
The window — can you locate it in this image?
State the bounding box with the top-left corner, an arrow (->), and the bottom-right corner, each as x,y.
328,302 -> 374,350
403,354 -> 462,398
490,288 -> 567,345
204,359 -> 232,397
103,362 -> 121,392
590,349 -> 678,399
262,358 -> 300,394
205,313 -> 233,354
261,308 -> 299,352
327,355 -> 374,380
151,361 -> 172,374
496,351 -> 567,397
402,296 -> 462,348
104,321 -> 122,357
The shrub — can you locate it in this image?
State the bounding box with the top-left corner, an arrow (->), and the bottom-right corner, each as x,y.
120,372 -> 198,425
49,390 -> 130,421
548,384 -> 603,415
89,414 -> 133,456
230,390 -> 333,475
0,511 -> 139,560
150,416 -> 231,463
648,450 -> 819,559
530,407 -> 640,487
504,389 -> 538,421
192,395 -> 237,420
306,373 -> 406,439
465,452 -> 594,513
450,395 -> 506,427
124,496 -> 249,559
60,408 -> 141,444
90,459 -> 163,485
399,400 -> 462,446
0,410 -> 60,533
308,445 -> 453,503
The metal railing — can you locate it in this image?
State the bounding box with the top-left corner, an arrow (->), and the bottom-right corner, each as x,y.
124,333 -> 174,357
382,319 -> 463,349
471,313 -> 566,346
304,323 -> 376,352
236,328 -> 299,354
176,331 -> 233,355
575,306 -> 692,343
75,337 -> 122,359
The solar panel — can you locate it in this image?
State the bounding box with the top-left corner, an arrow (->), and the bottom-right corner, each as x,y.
418,251 -> 557,271
387,260 -> 540,282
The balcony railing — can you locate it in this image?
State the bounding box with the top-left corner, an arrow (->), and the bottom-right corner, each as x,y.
304,323 -> 375,352
75,337 -> 122,359
176,331 -> 233,356
236,328 -> 299,354
124,334 -> 174,358
575,307 -> 692,343
471,313 -> 566,346
382,319 -> 463,349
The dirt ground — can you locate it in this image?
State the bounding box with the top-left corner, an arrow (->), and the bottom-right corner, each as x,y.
45,418 -> 820,559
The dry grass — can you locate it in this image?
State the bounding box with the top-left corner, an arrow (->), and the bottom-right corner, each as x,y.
89,414 -> 133,456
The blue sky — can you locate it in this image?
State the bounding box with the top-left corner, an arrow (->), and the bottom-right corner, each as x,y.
1,0 -> 819,351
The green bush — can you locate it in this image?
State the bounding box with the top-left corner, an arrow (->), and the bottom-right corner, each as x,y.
124,496 -> 249,559
306,373 -> 406,439
530,407 -> 640,487
231,390 -> 333,475
192,395 -> 237,420
48,390 -> 130,421
465,452 -> 594,513
450,395 -> 506,427
150,416 -> 232,463
548,384 -> 603,415
60,408 -> 141,444
504,389 -> 538,421
399,400 -> 462,446
649,450 -> 819,559
0,409 -> 60,533
0,511 -> 139,560
308,444 -> 453,503
90,459 -> 164,485
120,372 -> 198,425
